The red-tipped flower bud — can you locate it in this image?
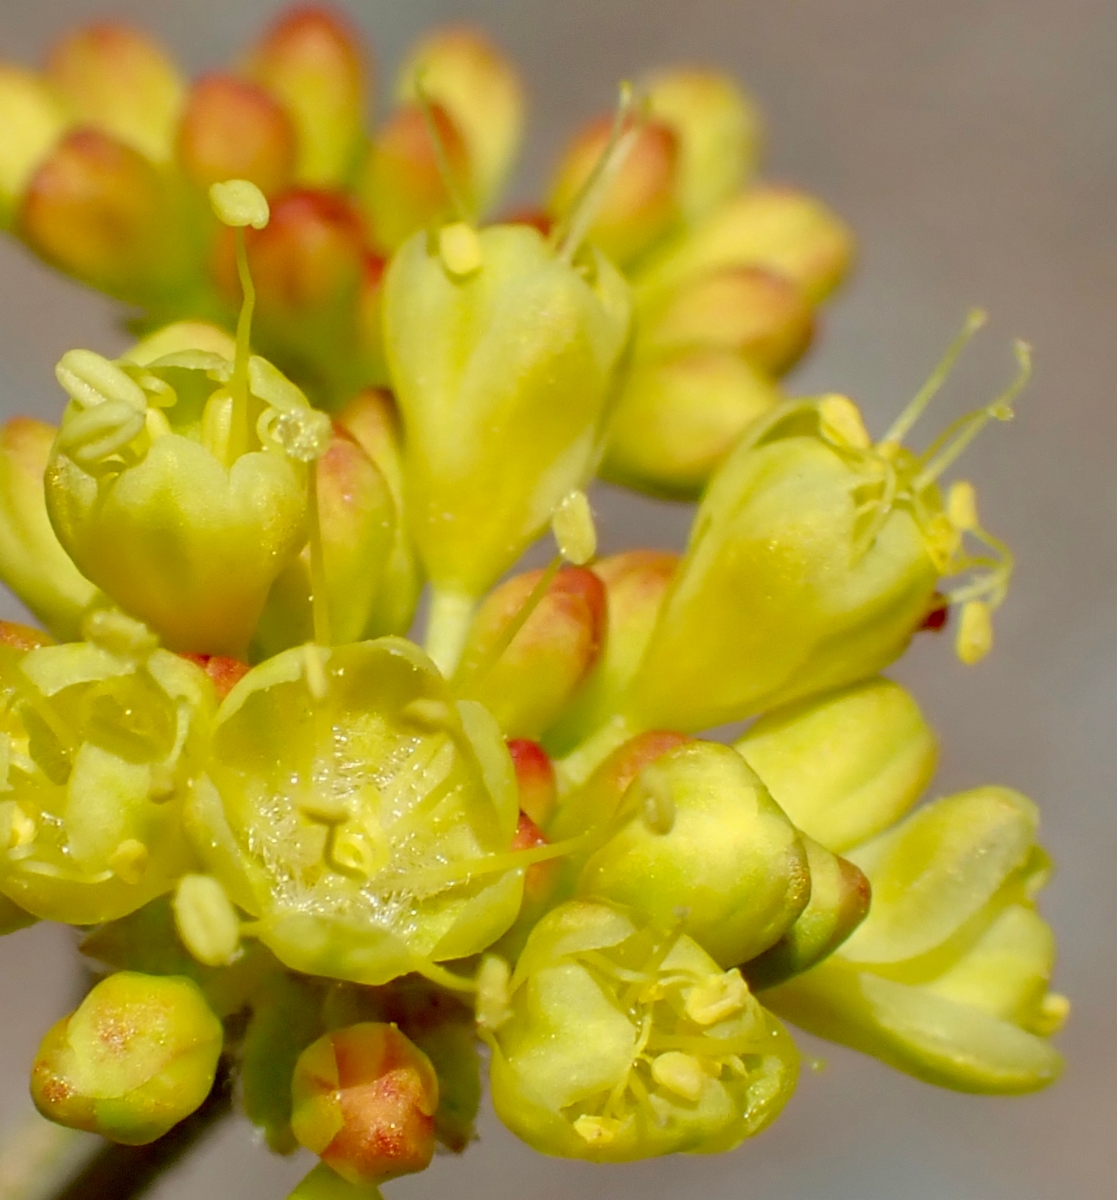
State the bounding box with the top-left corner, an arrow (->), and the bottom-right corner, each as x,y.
456,565 -> 606,740
177,73 -> 297,195
0,67 -> 69,227
508,738 -> 558,828
291,1023 -> 438,1186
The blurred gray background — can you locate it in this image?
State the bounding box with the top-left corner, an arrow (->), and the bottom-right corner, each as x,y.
0,1 -> 1114,1197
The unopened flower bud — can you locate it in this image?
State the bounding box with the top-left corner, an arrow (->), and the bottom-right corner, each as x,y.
384,223 -> 630,606
0,416 -> 97,640
575,741 -> 810,966
0,67 -> 69,227
548,116 -> 680,266
177,74 -> 297,195
602,349 -> 781,499
636,184 -> 853,307
643,68 -> 762,222
489,900 -> 798,1159
359,101 -> 472,253
46,23 -> 185,163
241,7 -> 368,187
19,128 -> 195,306
456,566 -> 606,739
743,836 -> 871,989
736,677 -> 938,853
396,28 -> 525,214
507,738 -> 558,827
549,551 -> 678,754
31,971 -> 222,1144
291,1023 -> 438,1185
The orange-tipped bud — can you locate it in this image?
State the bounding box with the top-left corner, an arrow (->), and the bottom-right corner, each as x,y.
0,620 -> 52,652
46,23 -> 185,163
602,349 -> 782,499
336,389 -> 422,636
179,653 -> 251,701
644,68 -> 762,222
241,6 -> 368,187
548,116 -> 679,266
255,423 -> 395,652
396,27 -> 525,213
177,73 -> 297,195
550,729 -> 692,840
0,416 -> 96,640
456,566 -> 606,740
548,550 -> 678,753
360,102 -> 472,253
508,738 -> 558,828
19,129 -> 191,305
512,809 -> 561,908
0,67 -> 69,227
636,184 -> 854,306
638,265 -> 813,374
291,1023 -> 438,1186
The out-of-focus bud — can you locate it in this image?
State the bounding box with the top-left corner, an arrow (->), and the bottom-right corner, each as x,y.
743,835 -> 870,989
190,638 -> 522,984
488,900 -> 798,1160
31,971 -> 222,1144
46,23 -> 185,163
0,633 -> 213,924
612,383 -> 1015,735
18,129 -> 196,306
214,189 -> 371,404
643,68 -> 762,223
601,349 -> 781,499
0,67 -> 69,228
736,677 -> 938,853
359,101 -> 472,253
177,74 -> 297,195
548,551 -> 678,755
336,389 -> 423,636
455,566 -> 606,739
383,223 -> 630,607
508,738 -> 557,828
574,741 -> 810,967
635,185 -> 854,307
548,117 -> 679,267
291,1023 -> 438,1185
396,28 -> 525,214
765,787 -> 1065,1093
636,266 -> 813,374
45,321 -> 318,655
255,424 -> 396,654
550,729 -> 691,840
241,7 -> 368,187
0,416 -> 97,640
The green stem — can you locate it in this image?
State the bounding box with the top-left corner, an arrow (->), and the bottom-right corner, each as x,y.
424,589 -> 477,677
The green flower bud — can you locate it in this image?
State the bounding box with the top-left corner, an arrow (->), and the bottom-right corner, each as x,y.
574,741 -> 810,966
736,677 -> 938,853
336,389 -> 423,638
291,1023 -> 438,1185
383,223 -> 630,604
0,632 -> 213,924
0,66 -> 69,228
45,336 -> 319,656
743,835 -> 870,989
189,638 -> 523,985
0,416 -> 97,640
455,566 -> 606,739
765,787 -> 1065,1093
547,551 -> 678,755
488,900 -> 798,1160
616,379 -> 1019,734
396,28 -> 525,214
31,971 -> 222,1144
46,23 -> 185,163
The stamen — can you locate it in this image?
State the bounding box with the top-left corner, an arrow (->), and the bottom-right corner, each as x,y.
174,874 -> 241,966
955,598 -> 993,665
573,1115 -> 621,1145
554,82 -> 639,264
651,1051 -> 707,1102
684,969 -> 751,1026
879,308 -> 987,448
475,955 -> 512,1030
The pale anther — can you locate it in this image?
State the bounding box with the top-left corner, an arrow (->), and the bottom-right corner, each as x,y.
439,222 -> 484,277
210,179 -> 270,230
552,490 -> 597,565
174,874 -> 241,966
